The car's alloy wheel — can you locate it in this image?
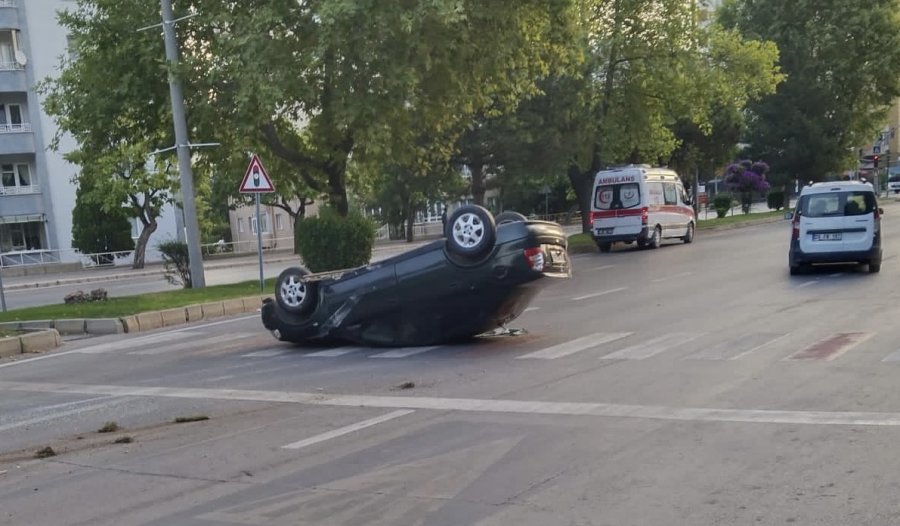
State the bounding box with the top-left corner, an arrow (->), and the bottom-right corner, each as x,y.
683,223 -> 694,244
445,205 -> 497,258
275,267 -> 317,315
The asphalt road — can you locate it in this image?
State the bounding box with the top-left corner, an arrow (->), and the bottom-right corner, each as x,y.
4,209 -> 900,525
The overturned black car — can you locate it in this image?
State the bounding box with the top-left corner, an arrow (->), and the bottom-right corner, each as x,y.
261,205 -> 571,347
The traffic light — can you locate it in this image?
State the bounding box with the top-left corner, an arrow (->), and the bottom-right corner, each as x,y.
874,155 -> 880,169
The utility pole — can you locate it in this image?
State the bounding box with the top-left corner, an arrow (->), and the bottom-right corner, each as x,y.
159,0 -> 205,288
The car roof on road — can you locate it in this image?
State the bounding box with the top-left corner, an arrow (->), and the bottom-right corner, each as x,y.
801,181 -> 875,194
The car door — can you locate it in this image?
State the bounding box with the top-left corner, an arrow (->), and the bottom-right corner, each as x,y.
799,192 -> 845,253
841,191 -> 876,252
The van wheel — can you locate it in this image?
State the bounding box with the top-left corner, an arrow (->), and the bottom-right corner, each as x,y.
869,262 -> 881,273
648,226 -> 662,249
597,242 -> 612,253
682,223 -> 694,244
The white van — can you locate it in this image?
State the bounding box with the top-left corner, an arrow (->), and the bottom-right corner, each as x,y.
590,165 -> 695,252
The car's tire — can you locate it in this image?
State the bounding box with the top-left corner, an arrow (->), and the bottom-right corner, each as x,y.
648,226 -> 662,249
495,211 -> 528,225
789,265 -> 800,276
682,222 -> 694,244
275,267 -> 317,315
869,262 -> 881,273
445,205 -> 496,258
597,241 -> 612,253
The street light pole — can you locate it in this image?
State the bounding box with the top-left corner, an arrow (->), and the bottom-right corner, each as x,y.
159,0 -> 205,288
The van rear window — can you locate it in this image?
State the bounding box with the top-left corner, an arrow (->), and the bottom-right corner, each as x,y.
596,183 -> 641,210
802,191 -> 875,217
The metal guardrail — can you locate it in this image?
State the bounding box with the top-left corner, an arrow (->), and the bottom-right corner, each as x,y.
0,0 -> 16,8
0,62 -> 24,71
0,184 -> 39,195
0,123 -> 31,133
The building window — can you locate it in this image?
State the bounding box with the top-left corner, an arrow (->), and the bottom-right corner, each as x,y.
276,213 -> 284,231
238,218 -> 244,233
251,214 -> 269,234
0,221 -> 43,252
250,216 -> 257,234
0,30 -> 23,70
1,163 -> 31,188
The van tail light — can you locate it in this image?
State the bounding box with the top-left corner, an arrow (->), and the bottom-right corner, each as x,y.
524,247 -> 545,272
791,211 -> 800,240
589,211 -> 600,224
641,207 -> 649,226
874,206 -> 881,221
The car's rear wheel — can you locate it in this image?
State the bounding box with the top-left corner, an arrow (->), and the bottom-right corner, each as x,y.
648,226 -> 662,249
869,262 -> 881,273
495,211 -> 527,225
275,267 -> 317,315
789,265 -> 800,276
445,205 -> 496,258
597,241 -> 612,253
682,222 -> 694,244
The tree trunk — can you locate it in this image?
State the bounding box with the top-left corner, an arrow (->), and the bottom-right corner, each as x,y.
132,218 -> 158,269
470,158 -> 486,206
405,201 -> 416,242
568,164 -> 595,233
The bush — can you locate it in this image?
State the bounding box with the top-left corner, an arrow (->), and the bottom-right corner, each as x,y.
295,210 -> 376,272
767,189 -> 785,211
713,193 -> 734,219
157,240 -> 191,288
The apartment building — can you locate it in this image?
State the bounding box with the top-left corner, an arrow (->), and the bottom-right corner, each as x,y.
0,0 -> 179,267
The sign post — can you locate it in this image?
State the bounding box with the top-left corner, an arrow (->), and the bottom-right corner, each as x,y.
0,265 -> 6,312
239,154 -> 276,291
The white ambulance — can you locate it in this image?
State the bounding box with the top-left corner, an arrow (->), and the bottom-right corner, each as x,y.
590,165 -> 695,252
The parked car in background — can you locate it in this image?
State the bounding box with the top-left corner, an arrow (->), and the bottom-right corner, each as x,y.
261,206 -> 571,347
788,181 -> 883,275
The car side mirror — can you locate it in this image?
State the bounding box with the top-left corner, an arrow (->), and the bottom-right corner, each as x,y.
784,211 -> 794,220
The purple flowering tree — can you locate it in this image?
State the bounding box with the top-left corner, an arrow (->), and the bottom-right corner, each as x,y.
725,160 -> 771,214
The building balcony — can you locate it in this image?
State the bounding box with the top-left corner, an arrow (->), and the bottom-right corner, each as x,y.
0,184 -> 39,196
0,5 -> 18,29
0,66 -> 25,92
0,125 -> 33,154
0,190 -> 43,215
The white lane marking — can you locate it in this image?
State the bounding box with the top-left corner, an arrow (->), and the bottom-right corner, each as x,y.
517,332 -> 632,360
242,349 -> 291,358
882,349 -> 900,363
523,307 -> 540,313
652,272 -> 693,283
601,333 -> 701,360
572,287 -> 627,301
131,333 -> 256,355
0,396 -> 116,432
0,315 -> 260,370
796,280 -> 818,288
585,265 -> 615,272
370,346 -> 440,359
8,381 -> 900,426
684,332 -> 789,361
282,410 -> 415,450
304,347 -> 364,358
75,332 -> 196,354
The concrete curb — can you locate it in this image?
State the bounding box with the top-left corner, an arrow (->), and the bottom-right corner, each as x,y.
0,329 -> 61,359
0,294 -> 272,338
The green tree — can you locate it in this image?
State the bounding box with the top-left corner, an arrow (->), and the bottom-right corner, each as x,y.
718,0 -> 900,183
71,176 -> 135,265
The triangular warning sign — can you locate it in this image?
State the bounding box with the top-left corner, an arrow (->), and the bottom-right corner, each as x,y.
239,154 -> 275,193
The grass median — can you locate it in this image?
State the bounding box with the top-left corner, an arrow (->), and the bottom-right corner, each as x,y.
567,209 -> 791,253
0,278 -> 276,323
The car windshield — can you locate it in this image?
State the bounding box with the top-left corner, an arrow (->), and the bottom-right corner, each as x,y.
802,191 -> 875,217
595,183 -> 641,210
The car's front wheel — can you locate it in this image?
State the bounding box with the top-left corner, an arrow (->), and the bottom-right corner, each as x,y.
445,205 -> 497,258
869,262 -> 881,274
682,223 -> 694,244
275,267 -> 317,315
648,226 -> 662,249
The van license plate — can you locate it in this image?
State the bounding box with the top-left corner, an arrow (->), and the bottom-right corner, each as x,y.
813,233 -> 841,241
597,228 -> 614,235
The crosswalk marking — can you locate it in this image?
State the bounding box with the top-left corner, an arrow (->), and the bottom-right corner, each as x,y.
74,331 -> 196,354
882,349 -> 900,362
572,287 -> 627,301
131,333 -> 256,355
785,332 -> 872,361
685,332 -> 788,361
242,349 -> 291,358
601,333 -> 700,360
304,347 -> 364,358
517,332 -> 633,360
370,346 -> 440,359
